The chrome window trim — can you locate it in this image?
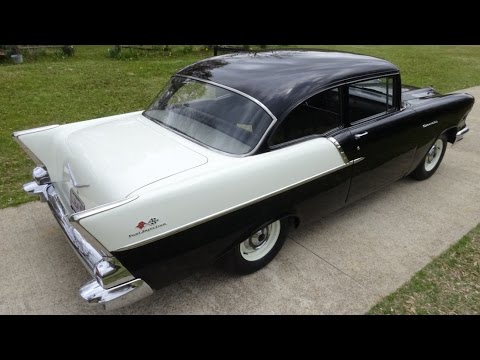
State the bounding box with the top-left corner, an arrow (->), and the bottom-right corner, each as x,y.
346,74 -> 399,126
267,85 -> 345,148
145,75 -> 278,158
348,109 -> 398,128
176,75 -> 278,123
265,72 -> 400,149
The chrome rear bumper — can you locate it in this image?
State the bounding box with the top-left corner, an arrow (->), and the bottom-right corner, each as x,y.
23,169 -> 153,310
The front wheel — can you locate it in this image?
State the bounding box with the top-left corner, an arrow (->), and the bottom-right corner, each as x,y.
222,218 -> 289,275
410,134 -> 447,180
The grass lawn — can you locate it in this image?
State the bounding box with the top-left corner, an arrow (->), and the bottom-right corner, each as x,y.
0,46 -> 210,208
1,45 -> 480,208
369,224 -> 480,315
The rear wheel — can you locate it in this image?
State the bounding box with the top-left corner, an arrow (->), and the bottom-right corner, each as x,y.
410,134 -> 447,180
223,218 -> 288,274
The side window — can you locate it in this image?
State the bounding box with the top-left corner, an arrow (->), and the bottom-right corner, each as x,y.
348,77 -> 394,123
270,88 -> 341,146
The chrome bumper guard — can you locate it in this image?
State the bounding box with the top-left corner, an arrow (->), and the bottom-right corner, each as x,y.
455,126 -> 469,143
23,169 -> 153,310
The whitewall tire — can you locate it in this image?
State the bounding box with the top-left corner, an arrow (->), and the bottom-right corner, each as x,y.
410,134 -> 447,180
222,218 -> 289,274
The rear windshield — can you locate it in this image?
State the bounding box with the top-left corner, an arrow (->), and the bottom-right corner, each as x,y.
143,76 -> 273,155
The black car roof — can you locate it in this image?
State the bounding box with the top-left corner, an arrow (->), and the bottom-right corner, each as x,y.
178,50 -> 399,120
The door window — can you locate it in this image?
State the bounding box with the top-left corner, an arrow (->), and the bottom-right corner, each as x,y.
348,77 -> 394,123
270,87 -> 341,146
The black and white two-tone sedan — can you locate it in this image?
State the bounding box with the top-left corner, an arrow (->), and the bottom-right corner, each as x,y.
13,50 -> 474,309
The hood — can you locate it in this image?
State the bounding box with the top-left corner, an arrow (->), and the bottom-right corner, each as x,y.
402,85 -> 440,106
29,113 -> 208,209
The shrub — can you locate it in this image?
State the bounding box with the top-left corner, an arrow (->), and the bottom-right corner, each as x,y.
108,46 -> 122,58
182,45 -> 193,54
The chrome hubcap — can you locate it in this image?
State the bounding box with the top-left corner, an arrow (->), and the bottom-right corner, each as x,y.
240,220 -> 281,262
424,139 -> 443,172
248,228 -> 269,248
426,146 -> 438,164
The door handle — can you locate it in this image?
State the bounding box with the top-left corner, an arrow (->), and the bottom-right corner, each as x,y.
354,131 -> 368,140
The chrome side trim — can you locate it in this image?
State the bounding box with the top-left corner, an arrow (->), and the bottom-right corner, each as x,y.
456,126 -> 469,142
118,160 -> 354,251
69,195 -> 139,222
12,124 -> 60,138
352,157 -> 365,164
80,278 -> 153,311
172,75 -> 279,157
327,137 -> 350,164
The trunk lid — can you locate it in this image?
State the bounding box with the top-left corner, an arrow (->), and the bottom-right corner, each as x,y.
25,113 -> 208,210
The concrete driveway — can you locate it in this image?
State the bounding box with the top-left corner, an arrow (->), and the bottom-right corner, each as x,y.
1,86 -> 479,315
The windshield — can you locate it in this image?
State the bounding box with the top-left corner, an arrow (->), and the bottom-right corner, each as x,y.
143,77 -> 273,155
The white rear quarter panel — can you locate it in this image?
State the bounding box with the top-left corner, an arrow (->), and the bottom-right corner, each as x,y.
79,137 -> 345,251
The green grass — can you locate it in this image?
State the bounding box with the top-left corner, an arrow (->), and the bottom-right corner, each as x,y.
1,45 -> 480,208
299,45 -> 480,94
369,224 -> 480,315
0,45 -> 210,208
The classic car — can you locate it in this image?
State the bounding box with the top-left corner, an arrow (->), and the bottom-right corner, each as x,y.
13,50 -> 474,310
